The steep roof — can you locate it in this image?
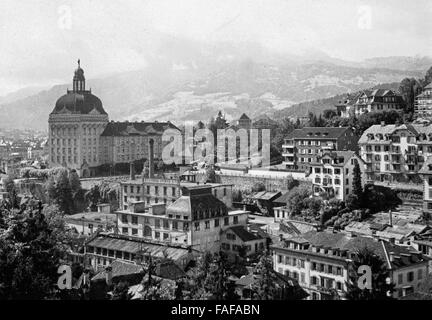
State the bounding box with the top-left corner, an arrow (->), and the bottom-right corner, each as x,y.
91,260 -> 143,281
359,123 -> 432,144
285,127 -> 351,140
239,113 -> 251,120
100,121 -> 180,136
166,192 -> 228,220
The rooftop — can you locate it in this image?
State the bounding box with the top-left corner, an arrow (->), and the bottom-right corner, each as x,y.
285,127 -> 352,140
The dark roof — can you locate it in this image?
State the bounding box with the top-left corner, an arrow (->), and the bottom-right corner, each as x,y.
91,260 -> 143,281
166,192 -> 228,220
249,191 -> 282,201
227,226 -> 262,242
154,260 -> 186,280
52,91 -> 107,115
239,113 -> 251,120
101,121 -> 180,136
274,191 -> 290,204
298,231 -> 427,269
285,127 -> 351,140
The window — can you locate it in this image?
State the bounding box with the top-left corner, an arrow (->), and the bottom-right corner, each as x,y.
122,215 -> 128,223
122,227 -> 128,234
277,255 -> 283,263
172,221 -> 178,230
224,217 -> 229,226
205,221 -> 210,229
233,216 -> 239,224
227,233 -> 236,240
163,233 -> 169,240
155,219 -> 160,228
131,216 -> 138,225
214,219 -> 220,227
163,220 -> 169,229
407,271 -> 414,282
132,228 -> 138,235
398,273 -> 403,284
194,222 -> 200,231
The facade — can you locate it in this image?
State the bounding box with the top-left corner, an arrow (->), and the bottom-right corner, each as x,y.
335,92 -> 362,118
310,150 -> 365,201
415,83 -> 432,119
272,231 -> 429,300
220,226 -> 266,261
48,62 -> 179,177
419,157 -> 432,216
116,184 -> 248,252
352,89 -> 404,117
282,127 -> 359,171
359,123 -> 432,183
85,233 -> 196,270
65,211 -> 117,236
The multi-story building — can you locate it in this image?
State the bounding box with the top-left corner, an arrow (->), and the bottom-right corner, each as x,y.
120,177 -> 233,210
48,61 -> 180,177
272,231 -> 429,300
419,156 -> 432,216
220,226 -> 266,261
310,150 -> 366,201
415,83 -> 432,119
334,92 -> 362,118
116,184 -> 248,252
282,127 -> 359,171
352,89 -> 405,117
359,123 -> 432,183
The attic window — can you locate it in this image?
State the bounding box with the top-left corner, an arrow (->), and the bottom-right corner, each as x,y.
322,132 -> 328,136
308,132 -> 313,136
315,132 -> 321,136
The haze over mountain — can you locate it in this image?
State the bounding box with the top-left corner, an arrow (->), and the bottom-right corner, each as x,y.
0,40 -> 426,131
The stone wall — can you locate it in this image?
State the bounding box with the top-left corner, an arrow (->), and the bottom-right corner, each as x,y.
216,173 -> 311,193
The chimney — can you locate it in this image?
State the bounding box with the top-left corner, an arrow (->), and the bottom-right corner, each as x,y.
381,121 -> 385,126
105,266 -> 112,286
148,139 -> 154,178
130,162 -> 135,180
279,234 -> 284,242
389,210 -> 393,226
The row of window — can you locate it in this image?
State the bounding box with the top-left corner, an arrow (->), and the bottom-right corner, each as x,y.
397,269 -> 423,284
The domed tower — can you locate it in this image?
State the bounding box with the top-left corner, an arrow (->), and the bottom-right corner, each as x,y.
48,60 -> 109,177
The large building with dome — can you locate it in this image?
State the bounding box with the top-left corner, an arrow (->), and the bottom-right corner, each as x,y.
48,61 -> 179,177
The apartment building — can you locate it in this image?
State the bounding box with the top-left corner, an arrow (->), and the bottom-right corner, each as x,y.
359,123 -> 432,183
116,184 -> 248,253
419,156 -> 432,215
120,177 -> 233,210
282,127 -> 359,171
415,83 -> 432,119
310,150 -> 366,201
355,89 -> 405,117
272,231 -> 429,300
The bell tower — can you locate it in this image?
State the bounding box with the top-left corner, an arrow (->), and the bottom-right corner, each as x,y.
73,59 -> 86,92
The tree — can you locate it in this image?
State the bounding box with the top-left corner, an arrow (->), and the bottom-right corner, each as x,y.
322,109 -> 338,119
2,175 -> 18,209
251,251 -> 277,300
351,161 -> 363,208
69,170 -> 82,197
46,170 -> 74,215
111,281 -> 133,300
85,185 -> 101,212
202,252 -> 232,300
346,247 -> 394,300
0,202 -> 66,299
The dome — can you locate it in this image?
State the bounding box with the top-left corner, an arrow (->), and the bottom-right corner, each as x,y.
52,91 -> 107,115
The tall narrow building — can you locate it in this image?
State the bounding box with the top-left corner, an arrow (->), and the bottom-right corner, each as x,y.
48,60 -> 109,177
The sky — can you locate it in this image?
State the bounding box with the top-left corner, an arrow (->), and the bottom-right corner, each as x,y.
0,0 -> 431,95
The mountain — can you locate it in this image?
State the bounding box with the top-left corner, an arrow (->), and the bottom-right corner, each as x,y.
0,53 -> 426,130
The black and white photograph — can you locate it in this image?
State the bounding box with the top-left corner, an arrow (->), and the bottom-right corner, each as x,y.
0,0 -> 431,311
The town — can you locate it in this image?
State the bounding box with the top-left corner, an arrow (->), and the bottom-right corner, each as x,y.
1,60 -> 432,301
